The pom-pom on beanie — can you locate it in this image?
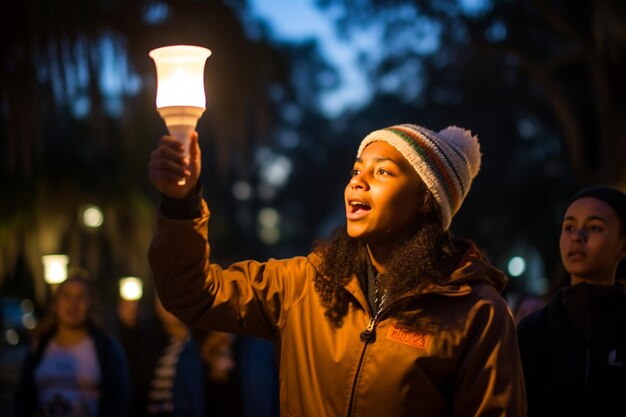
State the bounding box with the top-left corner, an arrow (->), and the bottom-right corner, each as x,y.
357,124 -> 481,230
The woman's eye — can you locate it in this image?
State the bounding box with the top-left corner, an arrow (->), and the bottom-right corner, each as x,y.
351,169 -> 360,177
377,168 -> 389,175
562,224 -> 574,232
589,225 -> 603,232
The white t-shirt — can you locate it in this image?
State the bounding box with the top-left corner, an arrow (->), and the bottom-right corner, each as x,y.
35,337 -> 102,417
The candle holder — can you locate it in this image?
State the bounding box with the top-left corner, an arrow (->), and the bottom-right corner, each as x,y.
149,45 -> 212,184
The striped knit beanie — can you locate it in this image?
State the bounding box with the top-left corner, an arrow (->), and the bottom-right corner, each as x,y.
357,124 -> 481,230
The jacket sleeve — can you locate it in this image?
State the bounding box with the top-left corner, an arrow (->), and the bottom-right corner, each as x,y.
148,199 -> 311,341
452,285 -> 528,417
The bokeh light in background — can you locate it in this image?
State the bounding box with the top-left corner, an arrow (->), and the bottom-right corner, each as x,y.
119,276 -> 143,301
20,299 -> 37,330
4,329 -> 19,346
81,205 -> 104,228
258,207 -> 281,244
507,256 -> 526,277
1,297 -> 38,346
232,180 -> 253,201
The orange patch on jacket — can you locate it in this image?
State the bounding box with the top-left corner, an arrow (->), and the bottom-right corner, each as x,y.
387,323 -> 431,349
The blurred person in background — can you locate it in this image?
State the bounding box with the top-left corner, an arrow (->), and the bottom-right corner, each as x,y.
117,293 -> 207,417
517,185 -> 626,417
198,329 -> 245,417
14,273 -> 130,417
147,124 -> 526,416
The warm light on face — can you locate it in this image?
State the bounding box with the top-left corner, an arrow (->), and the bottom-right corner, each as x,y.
42,254 -> 69,284
119,276 -> 143,300
149,45 -> 212,108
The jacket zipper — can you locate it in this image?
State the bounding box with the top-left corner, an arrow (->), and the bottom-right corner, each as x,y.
345,290 -> 459,416
348,300 -> 390,417
359,316 -> 377,343
347,316 -> 376,417
348,296 -> 416,416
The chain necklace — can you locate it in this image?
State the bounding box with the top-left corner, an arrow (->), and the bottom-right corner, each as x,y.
373,273 -> 384,315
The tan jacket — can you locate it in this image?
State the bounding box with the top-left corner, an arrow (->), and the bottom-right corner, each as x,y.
149,200 -> 527,417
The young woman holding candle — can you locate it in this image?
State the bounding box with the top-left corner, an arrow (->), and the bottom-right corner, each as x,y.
147,124 -> 526,416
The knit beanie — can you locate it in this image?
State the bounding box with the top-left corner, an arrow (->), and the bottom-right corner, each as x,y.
567,185 -> 626,230
357,124 -> 481,230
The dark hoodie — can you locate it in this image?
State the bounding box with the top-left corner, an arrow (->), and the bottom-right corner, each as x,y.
517,282 -> 626,417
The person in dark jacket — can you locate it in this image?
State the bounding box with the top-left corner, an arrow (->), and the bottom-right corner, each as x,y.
14,274 -> 130,417
517,185 -> 626,417
116,294 -> 215,417
148,124 -> 526,416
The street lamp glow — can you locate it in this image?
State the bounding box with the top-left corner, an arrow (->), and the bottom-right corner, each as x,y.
119,276 -> 143,301
42,254 -> 69,284
149,45 -> 212,165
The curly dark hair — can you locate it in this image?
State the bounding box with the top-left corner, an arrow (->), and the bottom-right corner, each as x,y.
313,189 -> 463,327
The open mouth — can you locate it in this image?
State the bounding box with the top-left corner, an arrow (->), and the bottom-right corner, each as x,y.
347,200 -> 371,219
350,201 -> 370,211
